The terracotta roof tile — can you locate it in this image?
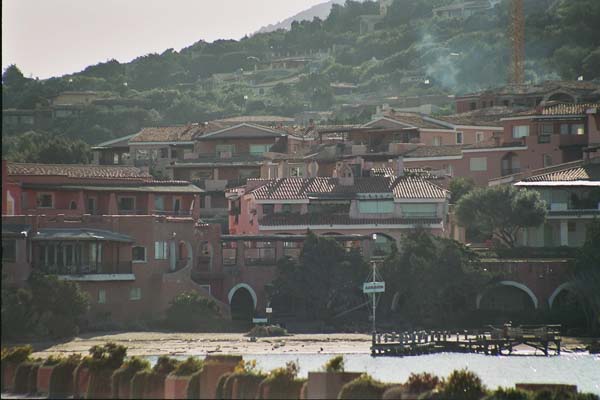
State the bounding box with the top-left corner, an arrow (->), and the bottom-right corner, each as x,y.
375,112 -> 446,129
130,122 -> 227,143
522,163 -> 600,182
213,115 -> 295,124
250,176 -> 448,200
433,107 -> 515,126
541,103 -> 600,116
403,145 -> 464,158
7,162 -> 152,179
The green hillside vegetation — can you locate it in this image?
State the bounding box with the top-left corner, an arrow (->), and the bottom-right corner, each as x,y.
2,0 -> 599,158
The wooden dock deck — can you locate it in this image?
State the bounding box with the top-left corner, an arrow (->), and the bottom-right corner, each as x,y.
371,325 -> 561,357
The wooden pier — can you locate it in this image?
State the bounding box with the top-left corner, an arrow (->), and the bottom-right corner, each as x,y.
371,325 -> 561,357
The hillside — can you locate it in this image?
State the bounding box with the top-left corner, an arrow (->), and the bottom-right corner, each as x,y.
3,0 -> 600,160
256,0 -> 346,33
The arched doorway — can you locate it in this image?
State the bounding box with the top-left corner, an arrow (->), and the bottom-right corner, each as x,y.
549,283 -> 586,330
228,284 -> 257,321
477,281 -> 538,311
373,233 -> 395,257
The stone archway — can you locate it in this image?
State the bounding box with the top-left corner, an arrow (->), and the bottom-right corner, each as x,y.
228,283 -> 257,321
548,282 -> 576,309
476,280 -> 538,310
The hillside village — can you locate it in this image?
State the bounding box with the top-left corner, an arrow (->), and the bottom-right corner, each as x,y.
2,0 -> 600,340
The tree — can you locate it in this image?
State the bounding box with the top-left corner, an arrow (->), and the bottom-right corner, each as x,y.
164,291 -> 220,331
572,219 -> 600,334
268,232 -> 368,321
448,177 -> 475,204
455,185 -> 547,248
2,64 -> 28,88
380,229 -> 487,327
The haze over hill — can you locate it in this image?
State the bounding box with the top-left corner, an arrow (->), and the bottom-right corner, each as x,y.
256,0 -> 346,33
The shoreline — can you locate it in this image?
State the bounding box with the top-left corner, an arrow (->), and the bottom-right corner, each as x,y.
2,331 -> 594,358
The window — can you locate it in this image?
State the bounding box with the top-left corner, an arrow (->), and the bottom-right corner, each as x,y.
433,136 -> 442,146
216,144 -> 235,158
98,289 -> 106,304
543,154 -> 553,167
469,102 -> 476,111
568,221 -> 576,233
560,124 -> 570,135
456,131 -> 463,144
249,144 -> 271,155
173,197 -> 182,213
541,123 -> 554,135
262,204 -> 274,216
87,197 -> 97,214
136,149 -> 149,160
469,157 -> 488,171
289,166 -> 303,177
400,203 -> 438,217
113,153 -> 120,164
129,287 -> 142,301
37,193 -> 54,208
160,148 -> 169,158
358,200 -> 394,214
118,197 -> 135,212
2,240 -> 17,262
154,196 -> 165,211
476,132 -> 484,143
155,241 -> 168,260
573,124 -> 585,135
90,243 -> 102,263
69,201 -> 77,210
512,125 -> 529,138
132,246 -> 147,262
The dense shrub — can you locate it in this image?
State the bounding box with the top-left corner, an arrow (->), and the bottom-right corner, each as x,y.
485,387 -> 534,399
172,356 -> 203,376
1,346 -> 33,365
111,357 -> 151,398
259,361 -> 305,399
246,324 -> 288,337
323,355 -> 345,372
164,291 -> 220,331
83,342 -> 127,371
339,374 -> 389,399
48,354 -> 82,398
440,369 -> 486,400
405,372 -> 441,394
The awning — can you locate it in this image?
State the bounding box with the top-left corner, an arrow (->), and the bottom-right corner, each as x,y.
32,228 -> 134,243
2,224 -> 32,238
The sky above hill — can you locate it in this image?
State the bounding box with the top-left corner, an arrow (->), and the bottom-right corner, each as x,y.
2,0 -> 325,79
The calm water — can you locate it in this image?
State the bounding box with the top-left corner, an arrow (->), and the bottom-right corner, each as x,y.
147,352 -> 600,394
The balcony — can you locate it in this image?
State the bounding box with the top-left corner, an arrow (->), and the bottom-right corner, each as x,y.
559,134 -> 588,148
244,248 -> 276,266
152,210 -> 192,217
35,261 -> 133,275
501,168 -> 521,176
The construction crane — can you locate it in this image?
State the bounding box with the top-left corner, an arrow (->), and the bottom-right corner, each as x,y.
510,0 -> 525,85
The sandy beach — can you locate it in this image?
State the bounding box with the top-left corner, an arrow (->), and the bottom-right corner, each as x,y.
14,331 -> 591,359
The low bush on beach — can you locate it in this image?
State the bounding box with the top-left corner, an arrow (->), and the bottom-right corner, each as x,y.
79,343 -> 127,398
405,372 -> 441,394
246,324 -> 288,337
439,369 -> 486,400
339,374 -> 390,399
164,291 -> 221,331
1,345 -> 33,365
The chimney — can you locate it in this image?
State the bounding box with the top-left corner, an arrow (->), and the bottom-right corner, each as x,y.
277,160 -> 289,178
306,160 -> 319,177
396,156 -> 404,176
335,161 -> 354,186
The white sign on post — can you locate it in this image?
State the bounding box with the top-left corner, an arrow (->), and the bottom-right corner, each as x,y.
363,281 -> 385,293
266,307 -> 273,314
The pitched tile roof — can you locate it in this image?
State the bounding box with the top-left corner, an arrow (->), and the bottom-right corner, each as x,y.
369,112 -> 446,129
431,106 -> 514,126
403,145 -> 464,158
213,115 -> 295,124
130,123 -> 227,143
259,214 -> 442,226
7,162 -> 152,179
520,163 -> 600,183
371,167 -> 441,180
194,123 -> 287,140
250,176 -> 448,200
541,103 -> 600,116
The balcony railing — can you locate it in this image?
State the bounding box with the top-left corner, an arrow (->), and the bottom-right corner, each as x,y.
559,134 -> 588,147
152,210 -> 192,217
35,261 -> 133,275
501,168 -> 521,176
245,248 -> 276,266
